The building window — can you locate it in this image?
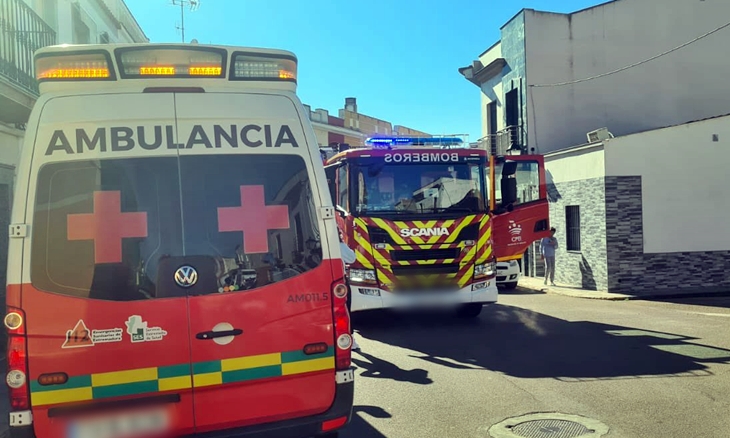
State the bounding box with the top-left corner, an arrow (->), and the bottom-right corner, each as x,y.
565,206 -> 581,252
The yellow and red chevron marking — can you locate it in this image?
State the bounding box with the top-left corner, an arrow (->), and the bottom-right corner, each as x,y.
348,215 -> 493,292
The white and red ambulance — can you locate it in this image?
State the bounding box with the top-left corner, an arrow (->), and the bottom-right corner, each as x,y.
4,43 -> 353,438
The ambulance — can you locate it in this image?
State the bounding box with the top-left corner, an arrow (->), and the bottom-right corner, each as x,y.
4,43 -> 354,438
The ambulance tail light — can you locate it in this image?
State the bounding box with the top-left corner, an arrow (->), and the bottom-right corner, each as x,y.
331,282 -> 351,370
231,53 -> 297,82
36,52 -> 113,81
116,46 -> 226,78
5,307 -> 29,410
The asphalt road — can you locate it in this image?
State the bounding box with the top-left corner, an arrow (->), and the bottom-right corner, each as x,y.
340,291 -> 730,438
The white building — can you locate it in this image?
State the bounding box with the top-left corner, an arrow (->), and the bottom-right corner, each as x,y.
0,0 -> 147,286
459,0 -> 730,155
460,0 -> 730,295
544,114 -> 730,295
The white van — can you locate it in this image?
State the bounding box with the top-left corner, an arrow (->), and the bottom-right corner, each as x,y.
4,43 -> 354,438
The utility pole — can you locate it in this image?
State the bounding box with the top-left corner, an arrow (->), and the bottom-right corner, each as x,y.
170,0 -> 200,43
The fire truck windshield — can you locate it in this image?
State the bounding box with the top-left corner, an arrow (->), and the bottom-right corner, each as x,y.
353,162 -> 487,216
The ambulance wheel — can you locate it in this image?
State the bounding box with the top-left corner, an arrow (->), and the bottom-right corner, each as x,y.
457,303 -> 483,318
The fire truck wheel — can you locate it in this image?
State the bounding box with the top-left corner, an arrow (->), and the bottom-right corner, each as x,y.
457,303 -> 483,318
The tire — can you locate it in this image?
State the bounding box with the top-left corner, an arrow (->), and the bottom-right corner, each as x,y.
502,281 -> 518,290
457,303 -> 483,318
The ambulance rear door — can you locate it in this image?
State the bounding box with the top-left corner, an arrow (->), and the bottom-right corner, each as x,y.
20,93 -> 195,437
173,92 -> 338,433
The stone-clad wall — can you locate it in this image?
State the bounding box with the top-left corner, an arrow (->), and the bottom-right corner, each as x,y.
605,176 -> 730,295
546,176 -> 608,290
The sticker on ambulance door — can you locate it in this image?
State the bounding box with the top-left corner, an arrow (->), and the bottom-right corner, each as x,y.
125,315 -> 168,343
62,320 -> 124,349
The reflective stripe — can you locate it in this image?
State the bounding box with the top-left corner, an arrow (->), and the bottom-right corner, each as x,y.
29,347 -> 334,407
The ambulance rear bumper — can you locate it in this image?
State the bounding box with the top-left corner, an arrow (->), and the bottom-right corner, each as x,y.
349,279 -> 498,312
185,370 -> 354,438
7,371 -> 354,438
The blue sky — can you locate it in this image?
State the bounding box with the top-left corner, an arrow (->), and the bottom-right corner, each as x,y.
125,0 -> 601,141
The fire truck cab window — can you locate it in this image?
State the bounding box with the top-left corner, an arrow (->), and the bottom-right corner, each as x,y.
489,160 -> 539,206
338,165 -> 348,209
355,162 -> 486,215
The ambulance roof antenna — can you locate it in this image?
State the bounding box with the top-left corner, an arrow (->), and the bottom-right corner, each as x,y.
171,0 -> 200,43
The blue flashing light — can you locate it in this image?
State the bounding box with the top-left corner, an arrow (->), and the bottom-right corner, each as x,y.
365,136 -> 464,147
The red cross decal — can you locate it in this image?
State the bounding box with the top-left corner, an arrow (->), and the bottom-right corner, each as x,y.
67,191 -> 148,264
217,185 -> 290,254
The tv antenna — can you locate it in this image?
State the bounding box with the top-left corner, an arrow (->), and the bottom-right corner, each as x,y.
171,0 -> 200,43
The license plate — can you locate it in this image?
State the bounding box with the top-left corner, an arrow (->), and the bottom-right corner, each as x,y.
67,407 -> 170,438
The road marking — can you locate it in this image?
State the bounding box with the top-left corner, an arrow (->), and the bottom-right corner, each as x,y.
605,329 -> 684,339
651,344 -> 730,360
685,311 -> 730,318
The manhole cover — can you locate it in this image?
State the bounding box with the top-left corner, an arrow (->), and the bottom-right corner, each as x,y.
510,419 -> 593,438
487,413 -> 609,438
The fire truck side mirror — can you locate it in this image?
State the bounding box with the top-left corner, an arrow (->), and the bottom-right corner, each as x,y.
500,160 -> 518,208
501,176 -> 518,207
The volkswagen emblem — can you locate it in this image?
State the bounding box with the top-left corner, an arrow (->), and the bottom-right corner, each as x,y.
174,266 -> 198,288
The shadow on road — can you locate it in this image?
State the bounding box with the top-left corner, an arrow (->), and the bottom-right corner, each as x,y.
645,294 -> 730,310
498,287 -> 544,296
339,405 -> 391,438
352,350 -> 432,385
355,305 -> 730,381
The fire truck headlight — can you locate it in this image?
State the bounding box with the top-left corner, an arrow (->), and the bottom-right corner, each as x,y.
474,262 -> 497,279
349,269 -> 377,284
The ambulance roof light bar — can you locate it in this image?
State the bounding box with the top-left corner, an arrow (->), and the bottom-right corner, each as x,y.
35,44 -> 297,84
116,46 -> 227,78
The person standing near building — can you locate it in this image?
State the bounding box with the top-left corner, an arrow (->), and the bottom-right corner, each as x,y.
540,227 -> 558,286
339,229 -> 360,351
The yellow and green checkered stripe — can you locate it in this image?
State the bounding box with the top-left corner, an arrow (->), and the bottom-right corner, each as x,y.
30,347 -> 334,407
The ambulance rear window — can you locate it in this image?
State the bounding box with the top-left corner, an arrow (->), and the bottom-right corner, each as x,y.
30,155 -> 321,300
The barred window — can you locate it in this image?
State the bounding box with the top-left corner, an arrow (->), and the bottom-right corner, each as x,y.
566,205 -> 581,252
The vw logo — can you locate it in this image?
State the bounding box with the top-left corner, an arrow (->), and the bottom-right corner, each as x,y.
174,266 -> 198,288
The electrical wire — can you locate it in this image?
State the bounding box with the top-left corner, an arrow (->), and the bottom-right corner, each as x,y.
530,20 -> 730,88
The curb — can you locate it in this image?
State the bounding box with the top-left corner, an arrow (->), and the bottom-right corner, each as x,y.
515,286 -> 630,301
515,286 -> 730,302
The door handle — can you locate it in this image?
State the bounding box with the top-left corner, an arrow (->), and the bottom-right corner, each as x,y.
196,329 -> 243,340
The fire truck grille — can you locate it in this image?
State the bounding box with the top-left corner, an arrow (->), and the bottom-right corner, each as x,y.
391,248 -> 461,261
391,264 -> 460,276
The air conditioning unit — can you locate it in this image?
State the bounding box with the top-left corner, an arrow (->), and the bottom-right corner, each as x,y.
586,127 -> 613,143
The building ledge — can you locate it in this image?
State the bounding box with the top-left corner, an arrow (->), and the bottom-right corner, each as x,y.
0,77 -> 37,124
311,121 -> 365,139
459,58 -> 506,86
544,141 -> 604,158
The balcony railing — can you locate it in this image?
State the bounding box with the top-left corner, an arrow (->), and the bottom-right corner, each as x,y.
0,0 -> 56,95
477,125 -> 527,156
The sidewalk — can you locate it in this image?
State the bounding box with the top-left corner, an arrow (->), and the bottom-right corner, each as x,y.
515,276 -> 633,301
515,276 -> 730,301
